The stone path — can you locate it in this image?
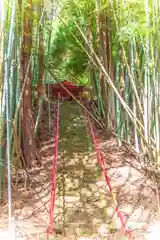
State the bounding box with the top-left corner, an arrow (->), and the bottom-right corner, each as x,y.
0,102 -> 159,240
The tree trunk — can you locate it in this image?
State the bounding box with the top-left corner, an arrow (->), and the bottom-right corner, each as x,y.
36,24 -> 45,143
20,0 -> 38,168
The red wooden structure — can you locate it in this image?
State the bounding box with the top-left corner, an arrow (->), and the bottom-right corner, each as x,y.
46,81 -> 90,100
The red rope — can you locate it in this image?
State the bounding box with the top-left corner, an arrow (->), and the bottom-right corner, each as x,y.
46,95 -> 60,239
83,108 -> 132,240
33,199 -> 50,215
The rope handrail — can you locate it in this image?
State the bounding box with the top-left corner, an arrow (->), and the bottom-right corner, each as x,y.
82,106 -> 133,240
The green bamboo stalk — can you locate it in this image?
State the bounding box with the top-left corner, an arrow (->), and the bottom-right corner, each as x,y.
33,27 -> 39,87
0,88 -> 6,200
124,68 -> 130,143
0,0 -> 5,200
4,0 -> 17,230
45,20 -> 53,131
143,0 -> 150,146
115,49 -> 121,146
131,40 -> 139,152
152,0 -> 160,165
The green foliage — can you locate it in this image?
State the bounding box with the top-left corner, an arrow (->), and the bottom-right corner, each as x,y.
47,0 -> 96,83
47,0 -> 158,84
49,21 -> 89,82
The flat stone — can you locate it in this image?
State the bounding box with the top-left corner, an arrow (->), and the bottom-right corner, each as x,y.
20,206 -> 34,219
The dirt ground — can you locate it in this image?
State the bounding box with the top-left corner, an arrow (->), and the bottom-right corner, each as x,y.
0,101 -> 160,240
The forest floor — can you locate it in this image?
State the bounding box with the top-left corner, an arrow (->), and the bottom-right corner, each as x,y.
0,101 -> 160,240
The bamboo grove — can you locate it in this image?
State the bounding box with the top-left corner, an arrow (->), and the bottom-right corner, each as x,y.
0,0 -> 160,200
